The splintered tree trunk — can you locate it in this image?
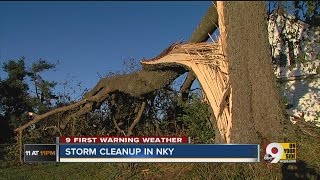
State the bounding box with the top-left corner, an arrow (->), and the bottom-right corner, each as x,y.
217,1 -> 284,143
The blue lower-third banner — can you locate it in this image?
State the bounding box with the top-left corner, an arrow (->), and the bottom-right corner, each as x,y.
58,144 -> 260,162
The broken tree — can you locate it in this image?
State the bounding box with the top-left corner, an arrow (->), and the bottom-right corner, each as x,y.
143,1 -> 284,143
15,1 -> 284,148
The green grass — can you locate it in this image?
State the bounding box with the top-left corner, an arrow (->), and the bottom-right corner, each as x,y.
1,136 -> 319,180
1,125 -> 320,179
1,156 -> 318,180
0,163 -> 266,180
0,163 -> 126,180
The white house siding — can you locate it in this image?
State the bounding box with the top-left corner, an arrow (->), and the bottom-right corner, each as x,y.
268,11 -> 320,126
283,79 -> 320,123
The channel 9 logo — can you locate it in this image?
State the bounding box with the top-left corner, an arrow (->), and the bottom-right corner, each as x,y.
264,143 -> 296,163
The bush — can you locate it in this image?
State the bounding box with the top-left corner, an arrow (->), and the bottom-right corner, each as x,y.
177,94 -> 215,144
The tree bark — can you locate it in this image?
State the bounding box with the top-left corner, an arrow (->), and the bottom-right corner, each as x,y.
217,1 -> 284,143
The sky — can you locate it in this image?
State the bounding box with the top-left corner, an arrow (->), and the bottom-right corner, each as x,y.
0,1 -> 212,98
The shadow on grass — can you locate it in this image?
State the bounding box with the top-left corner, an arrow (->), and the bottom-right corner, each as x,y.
282,160 -> 320,179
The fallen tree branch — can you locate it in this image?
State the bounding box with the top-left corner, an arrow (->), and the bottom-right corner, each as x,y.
60,103 -> 94,129
179,72 -> 196,100
127,101 -> 147,136
14,3 -> 219,136
113,116 -> 122,133
15,70 -> 180,133
15,99 -> 91,132
14,86 -> 115,133
44,125 -> 62,136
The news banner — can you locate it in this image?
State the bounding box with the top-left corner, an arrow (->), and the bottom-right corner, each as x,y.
24,136 -> 296,163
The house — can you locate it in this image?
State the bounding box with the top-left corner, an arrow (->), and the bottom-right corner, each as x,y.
267,10 -> 320,126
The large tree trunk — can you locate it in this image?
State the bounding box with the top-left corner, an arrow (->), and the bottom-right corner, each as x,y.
217,1 -> 284,143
